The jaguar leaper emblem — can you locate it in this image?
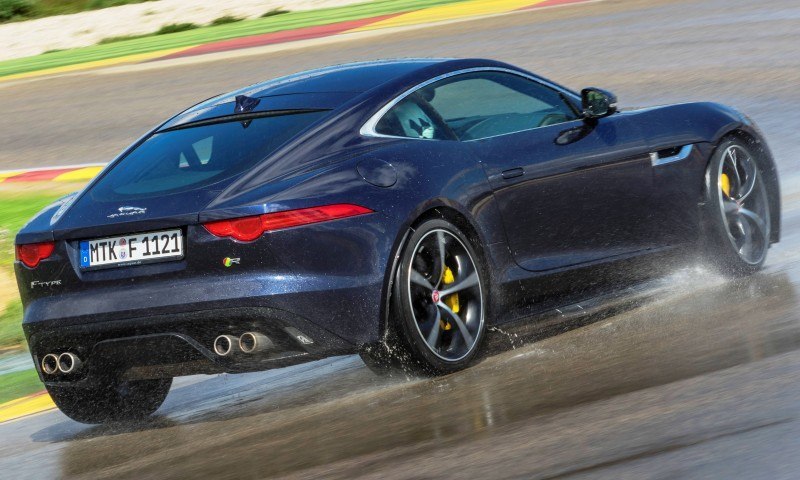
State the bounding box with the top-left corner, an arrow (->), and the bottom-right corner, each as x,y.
107,206 -> 146,219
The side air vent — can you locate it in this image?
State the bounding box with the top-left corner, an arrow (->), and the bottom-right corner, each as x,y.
650,144 -> 693,166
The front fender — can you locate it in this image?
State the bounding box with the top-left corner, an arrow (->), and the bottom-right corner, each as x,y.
628,101 -> 780,243
626,102 -> 745,151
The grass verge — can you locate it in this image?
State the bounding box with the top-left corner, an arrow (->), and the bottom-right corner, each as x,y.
0,300 -> 24,350
0,368 -> 42,404
0,0 -> 463,78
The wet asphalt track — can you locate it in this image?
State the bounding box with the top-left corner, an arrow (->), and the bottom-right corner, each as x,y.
2,0 -> 800,477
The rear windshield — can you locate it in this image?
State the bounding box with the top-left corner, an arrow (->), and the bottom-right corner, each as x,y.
89,111 -> 327,201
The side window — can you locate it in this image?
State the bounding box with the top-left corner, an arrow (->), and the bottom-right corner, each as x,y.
374,92 -> 452,140
420,71 -> 578,141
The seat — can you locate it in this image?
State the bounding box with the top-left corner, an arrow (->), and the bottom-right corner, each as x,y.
392,100 -> 438,139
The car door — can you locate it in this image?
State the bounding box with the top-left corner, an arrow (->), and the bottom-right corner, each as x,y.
420,70 -> 656,272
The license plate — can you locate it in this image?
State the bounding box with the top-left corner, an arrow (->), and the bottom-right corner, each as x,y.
79,229 -> 184,270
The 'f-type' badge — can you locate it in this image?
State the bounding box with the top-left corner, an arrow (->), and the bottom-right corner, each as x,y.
31,279 -> 61,289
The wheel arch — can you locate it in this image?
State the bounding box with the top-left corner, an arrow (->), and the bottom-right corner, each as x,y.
374,201 -> 494,346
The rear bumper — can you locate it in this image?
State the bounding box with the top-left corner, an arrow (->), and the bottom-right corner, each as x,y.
19,211 -> 398,358
22,267 -> 384,383
26,306 -> 357,385
23,265 -> 384,341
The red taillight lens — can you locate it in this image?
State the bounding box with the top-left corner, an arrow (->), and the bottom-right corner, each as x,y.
15,242 -> 56,268
203,204 -> 373,242
203,216 -> 264,242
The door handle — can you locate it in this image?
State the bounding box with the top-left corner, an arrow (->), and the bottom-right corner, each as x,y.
501,167 -> 524,179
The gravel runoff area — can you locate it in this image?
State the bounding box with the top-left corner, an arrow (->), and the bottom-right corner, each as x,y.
0,0 -> 367,62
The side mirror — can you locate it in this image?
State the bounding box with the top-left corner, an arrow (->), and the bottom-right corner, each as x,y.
581,87 -> 617,120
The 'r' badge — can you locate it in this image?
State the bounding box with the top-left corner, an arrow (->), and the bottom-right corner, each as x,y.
223,257 -> 240,267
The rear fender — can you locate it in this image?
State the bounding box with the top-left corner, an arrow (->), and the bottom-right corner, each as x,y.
252,137 -> 510,342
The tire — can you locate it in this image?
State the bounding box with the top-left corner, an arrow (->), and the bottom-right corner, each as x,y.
47,377 -> 172,424
363,218 -> 487,375
702,138 -> 772,275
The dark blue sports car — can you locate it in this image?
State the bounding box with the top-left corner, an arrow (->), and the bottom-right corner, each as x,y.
14,58 -> 780,423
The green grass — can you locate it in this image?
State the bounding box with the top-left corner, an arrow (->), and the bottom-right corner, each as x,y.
0,0 -> 155,23
0,0 -> 464,77
0,368 -> 42,404
0,299 -> 24,350
261,8 -> 290,18
210,15 -> 243,26
0,0 -> 36,22
99,21 -> 200,44
155,22 -> 199,34
97,33 -> 147,44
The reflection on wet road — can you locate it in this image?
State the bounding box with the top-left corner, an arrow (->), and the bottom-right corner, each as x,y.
4,266 -> 800,479
2,0 -> 800,477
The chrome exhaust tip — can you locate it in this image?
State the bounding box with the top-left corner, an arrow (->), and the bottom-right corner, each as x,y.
41,354 -> 59,375
239,332 -> 274,354
213,335 -> 242,356
57,352 -> 82,374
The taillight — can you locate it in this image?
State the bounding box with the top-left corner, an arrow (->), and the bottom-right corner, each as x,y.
203,204 -> 373,242
15,242 -> 56,268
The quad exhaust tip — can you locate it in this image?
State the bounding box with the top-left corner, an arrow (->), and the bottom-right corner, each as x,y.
239,332 -> 274,354
41,354 -> 59,375
213,335 -> 242,357
41,352 -> 82,375
57,352 -> 82,374
213,332 -> 275,357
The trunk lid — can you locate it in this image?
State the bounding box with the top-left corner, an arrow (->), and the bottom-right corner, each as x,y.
49,110 -> 330,240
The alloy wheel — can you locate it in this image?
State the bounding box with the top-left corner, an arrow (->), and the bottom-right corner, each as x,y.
407,229 -> 484,361
717,145 -> 771,265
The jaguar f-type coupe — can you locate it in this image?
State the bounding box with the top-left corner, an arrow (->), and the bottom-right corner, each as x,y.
14,58 -> 780,423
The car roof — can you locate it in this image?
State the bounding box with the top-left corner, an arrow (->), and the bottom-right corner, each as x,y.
162,59 -> 449,126
160,58 -> 536,131
231,58 -> 450,97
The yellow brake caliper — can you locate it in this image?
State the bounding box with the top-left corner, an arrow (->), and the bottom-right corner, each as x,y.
440,267 -> 459,331
720,173 -> 731,197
